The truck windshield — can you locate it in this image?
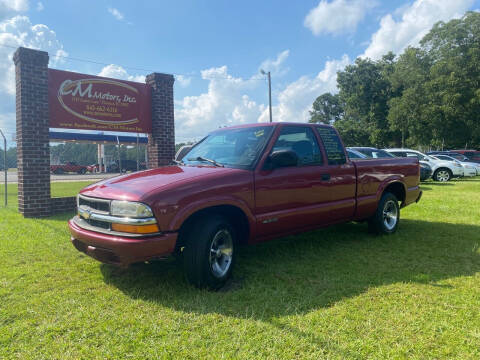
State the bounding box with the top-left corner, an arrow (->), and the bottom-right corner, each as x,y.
183,126 -> 274,169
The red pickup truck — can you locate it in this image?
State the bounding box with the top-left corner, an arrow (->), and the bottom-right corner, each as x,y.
51,162 -> 88,174
69,123 -> 422,289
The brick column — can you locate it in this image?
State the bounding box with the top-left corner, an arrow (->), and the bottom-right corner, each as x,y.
146,73 -> 175,168
13,47 -> 51,217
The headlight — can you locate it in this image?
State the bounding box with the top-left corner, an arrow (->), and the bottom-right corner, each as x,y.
110,201 -> 154,218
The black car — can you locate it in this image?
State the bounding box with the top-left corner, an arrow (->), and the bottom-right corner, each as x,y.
108,160 -> 146,173
419,162 -> 432,181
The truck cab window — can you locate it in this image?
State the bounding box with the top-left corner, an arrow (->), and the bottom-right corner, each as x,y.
271,126 -> 323,166
315,126 -> 346,165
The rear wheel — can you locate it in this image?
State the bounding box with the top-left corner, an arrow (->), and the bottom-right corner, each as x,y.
183,215 -> 236,290
53,168 -> 64,175
77,168 -> 87,174
368,192 -> 400,235
433,168 -> 452,182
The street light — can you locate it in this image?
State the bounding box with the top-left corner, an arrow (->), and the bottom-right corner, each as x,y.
260,69 -> 272,123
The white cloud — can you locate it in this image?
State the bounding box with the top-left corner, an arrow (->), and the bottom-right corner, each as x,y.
175,66 -> 265,141
362,0 -> 474,59
0,14 -> 67,139
259,49 -> 290,76
304,0 -> 377,35
0,16 -> 68,96
0,0 -> 28,20
98,64 -> 145,83
0,112 -> 15,141
259,55 -> 350,123
175,75 -> 191,87
174,55 -> 350,141
108,7 -> 124,21
36,2 -> 44,11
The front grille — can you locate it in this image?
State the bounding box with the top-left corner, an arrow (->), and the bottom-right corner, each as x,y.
86,218 -> 110,230
78,195 -> 110,213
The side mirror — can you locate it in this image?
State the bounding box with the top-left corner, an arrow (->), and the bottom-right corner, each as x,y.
267,150 -> 298,169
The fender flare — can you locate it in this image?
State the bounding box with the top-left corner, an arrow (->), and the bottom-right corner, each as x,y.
169,197 -> 256,238
375,177 -> 407,204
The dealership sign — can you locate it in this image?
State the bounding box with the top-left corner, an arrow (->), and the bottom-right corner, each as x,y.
49,69 -> 152,133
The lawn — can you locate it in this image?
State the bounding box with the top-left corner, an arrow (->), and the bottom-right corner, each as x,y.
1,179 -> 479,359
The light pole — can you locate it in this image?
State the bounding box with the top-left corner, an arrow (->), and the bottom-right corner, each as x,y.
0,129 -> 7,206
260,69 -> 272,123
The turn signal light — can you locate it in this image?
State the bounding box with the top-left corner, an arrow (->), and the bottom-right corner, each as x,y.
111,223 -> 160,234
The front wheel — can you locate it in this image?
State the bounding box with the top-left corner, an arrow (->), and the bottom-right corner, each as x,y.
433,168 -> 452,182
183,215 -> 236,290
368,192 -> 400,234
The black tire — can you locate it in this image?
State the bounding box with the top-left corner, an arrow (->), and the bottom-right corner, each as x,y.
53,168 -> 64,175
77,168 -> 87,175
182,215 -> 236,290
433,168 -> 452,182
368,192 -> 400,235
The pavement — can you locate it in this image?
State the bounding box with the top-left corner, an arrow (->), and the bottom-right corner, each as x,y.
5,171 -> 121,183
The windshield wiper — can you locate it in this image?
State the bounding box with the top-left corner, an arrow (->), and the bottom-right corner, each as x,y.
187,156 -> 224,167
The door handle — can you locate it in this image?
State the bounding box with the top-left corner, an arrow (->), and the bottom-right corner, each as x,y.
321,173 -> 331,181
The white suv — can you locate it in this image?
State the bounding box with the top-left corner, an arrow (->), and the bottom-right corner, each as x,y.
384,148 -> 464,182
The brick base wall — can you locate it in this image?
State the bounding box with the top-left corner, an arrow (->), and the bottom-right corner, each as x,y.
51,197 -> 77,214
14,48 -> 176,217
14,47 -> 51,217
146,73 -> 175,168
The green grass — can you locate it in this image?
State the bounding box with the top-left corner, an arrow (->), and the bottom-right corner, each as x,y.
1,178 -> 480,359
0,181 -> 94,206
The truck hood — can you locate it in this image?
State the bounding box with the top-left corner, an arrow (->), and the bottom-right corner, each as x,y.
80,165 -> 239,201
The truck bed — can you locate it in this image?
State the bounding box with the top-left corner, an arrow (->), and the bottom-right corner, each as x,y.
353,157 -> 420,220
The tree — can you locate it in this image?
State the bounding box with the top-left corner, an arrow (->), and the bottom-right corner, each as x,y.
387,47 -> 431,147
309,93 -> 344,124
336,54 -> 396,147
388,12 -> 480,149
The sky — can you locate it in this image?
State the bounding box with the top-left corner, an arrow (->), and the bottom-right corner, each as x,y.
0,0 -> 479,146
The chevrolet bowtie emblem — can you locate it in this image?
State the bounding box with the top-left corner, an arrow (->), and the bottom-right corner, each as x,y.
80,208 -> 91,220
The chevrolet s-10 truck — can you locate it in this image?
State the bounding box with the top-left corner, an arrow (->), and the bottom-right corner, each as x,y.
69,123 -> 422,289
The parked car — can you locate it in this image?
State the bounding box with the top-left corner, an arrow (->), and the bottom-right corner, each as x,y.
384,148 -> 463,182
108,160 -> 146,173
349,147 -> 395,159
346,148 -> 368,159
426,151 -> 469,162
347,147 -> 431,180
50,162 -> 88,175
175,145 -> 194,161
431,154 -> 479,176
450,150 -> 480,164
419,162 -> 433,181
86,164 -> 106,173
70,122 -> 422,289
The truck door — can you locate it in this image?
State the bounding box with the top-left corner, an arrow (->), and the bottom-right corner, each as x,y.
254,125 -> 355,238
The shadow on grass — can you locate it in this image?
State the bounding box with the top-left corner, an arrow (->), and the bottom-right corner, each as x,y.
425,182 -> 455,186
101,219 -> 480,319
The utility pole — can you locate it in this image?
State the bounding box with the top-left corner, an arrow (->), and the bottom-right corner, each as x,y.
136,133 -> 139,171
0,129 -> 7,206
116,136 -> 122,174
260,69 -> 272,122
